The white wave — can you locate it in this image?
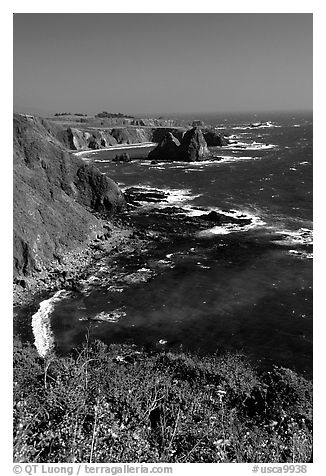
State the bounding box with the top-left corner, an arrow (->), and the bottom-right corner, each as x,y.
183,204 -> 264,222
166,189 -> 202,205
184,168 -> 205,172
198,226 -> 232,236
210,156 -> 260,164
93,309 -> 126,322
289,250 -> 313,259
224,141 -> 276,151
32,290 -> 70,358
169,156 -> 261,167
126,186 -> 265,236
272,227 -> 313,248
230,122 -> 280,130
231,126 -> 253,130
186,206 -> 266,237
139,161 -> 168,167
124,185 -> 202,208
139,154 -> 263,168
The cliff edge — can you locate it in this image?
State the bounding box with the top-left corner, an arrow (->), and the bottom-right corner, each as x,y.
13,114 -> 125,278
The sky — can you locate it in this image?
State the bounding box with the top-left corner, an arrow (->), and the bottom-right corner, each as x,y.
13,13 -> 312,116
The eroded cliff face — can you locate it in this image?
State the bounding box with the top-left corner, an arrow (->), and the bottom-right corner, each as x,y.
53,124 -> 188,152
60,125 -> 228,152
13,114 -> 125,277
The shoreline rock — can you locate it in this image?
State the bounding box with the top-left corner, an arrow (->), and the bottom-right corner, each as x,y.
13,222 -> 142,308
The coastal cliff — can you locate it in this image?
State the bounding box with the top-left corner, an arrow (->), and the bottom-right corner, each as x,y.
45,113 -> 228,152
13,114 -> 125,278
13,113 -> 229,280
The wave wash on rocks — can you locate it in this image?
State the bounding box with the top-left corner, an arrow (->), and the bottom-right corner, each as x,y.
31,290 -> 70,358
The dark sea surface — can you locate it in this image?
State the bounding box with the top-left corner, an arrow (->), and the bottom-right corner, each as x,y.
31,112 -> 315,376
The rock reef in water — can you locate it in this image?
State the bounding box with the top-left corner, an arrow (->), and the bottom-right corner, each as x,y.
124,187 -> 169,205
13,114 -> 126,277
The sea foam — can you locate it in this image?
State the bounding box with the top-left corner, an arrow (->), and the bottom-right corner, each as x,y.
32,290 -> 70,358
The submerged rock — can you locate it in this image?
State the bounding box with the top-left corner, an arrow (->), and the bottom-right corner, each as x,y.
124,187 -> 169,205
92,309 -> 126,322
122,268 -> 154,284
201,210 -> 252,226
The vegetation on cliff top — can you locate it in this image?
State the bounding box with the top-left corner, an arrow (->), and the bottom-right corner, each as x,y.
13,338 -> 312,463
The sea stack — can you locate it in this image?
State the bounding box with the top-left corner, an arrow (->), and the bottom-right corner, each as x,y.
148,132 -> 180,161
203,129 -> 229,146
177,127 -> 210,161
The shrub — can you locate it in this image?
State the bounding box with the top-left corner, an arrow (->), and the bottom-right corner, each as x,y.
13,338 -> 312,463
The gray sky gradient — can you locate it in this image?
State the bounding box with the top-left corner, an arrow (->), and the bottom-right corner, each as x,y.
13,13 -> 312,116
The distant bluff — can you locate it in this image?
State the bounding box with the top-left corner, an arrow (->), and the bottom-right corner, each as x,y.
13,114 -> 125,277
46,113 -> 229,153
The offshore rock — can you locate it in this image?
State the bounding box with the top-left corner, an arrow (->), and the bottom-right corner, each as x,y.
148,128 -> 211,162
203,129 -> 229,146
124,187 -> 169,205
177,127 -> 210,161
148,132 -> 180,161
113,152 -> 131,163
151,128 -> 186,143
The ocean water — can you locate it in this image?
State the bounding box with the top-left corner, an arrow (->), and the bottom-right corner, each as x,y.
27,112 -> 314,376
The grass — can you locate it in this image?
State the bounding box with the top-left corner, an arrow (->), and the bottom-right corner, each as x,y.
13,336 -> 312,463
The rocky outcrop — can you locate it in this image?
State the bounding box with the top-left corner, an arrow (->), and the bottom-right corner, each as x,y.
13,114 -> 125,277
150,128 -> 186,143
124,187 -> 169,205
148,127 -> 210,162
148,132 -> 180,161
203,129 -> 229,146
64,127 -> 118,150
112,152 -> 131,163
131,118 -> 187,128
177,127 -> 210,161
192,120 -> 206,127
47,120 -> 224,155
110,127 -> 152,144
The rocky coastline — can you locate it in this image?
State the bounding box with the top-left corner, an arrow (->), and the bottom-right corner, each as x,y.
13,112 -> 313,464
13,220 -> 141,307
13,112 -> 229,295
